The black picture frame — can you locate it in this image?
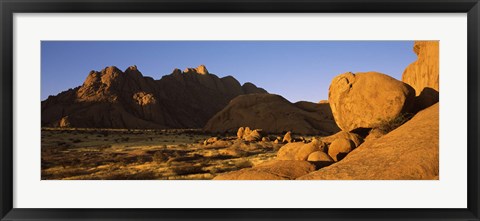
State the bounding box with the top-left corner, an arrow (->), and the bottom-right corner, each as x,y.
1,0 -> 479,220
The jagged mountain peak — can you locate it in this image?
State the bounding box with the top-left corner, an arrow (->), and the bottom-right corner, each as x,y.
42,64 -> 268,129
183,65 -> 209,75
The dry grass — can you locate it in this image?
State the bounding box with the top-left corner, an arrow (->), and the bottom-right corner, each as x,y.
41,128 -> 279,180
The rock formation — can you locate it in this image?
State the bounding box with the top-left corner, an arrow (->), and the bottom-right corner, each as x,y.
282,131 -> 292,143
204,94 -> 340,135
307,151 -> 333,163
320,131 -> 363,147
402,41 -> 439,111
327,138 -> 355,162
277,139 -> 327,161
41,65 -> 267,129
328,71 -> 415,132
297,103 -> 439,180
402,41 -> 439,95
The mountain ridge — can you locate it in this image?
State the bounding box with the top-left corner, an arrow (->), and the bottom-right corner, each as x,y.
41,65 -> 267,129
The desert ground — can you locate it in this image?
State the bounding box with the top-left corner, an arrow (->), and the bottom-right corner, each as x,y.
41,128 -> 290,180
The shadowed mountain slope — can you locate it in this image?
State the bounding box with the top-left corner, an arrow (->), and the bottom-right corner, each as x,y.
42,65 -> 267,129
204,94 -> 340,135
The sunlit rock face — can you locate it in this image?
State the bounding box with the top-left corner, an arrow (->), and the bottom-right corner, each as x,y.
402,41 -> 439,111
328,71 -> 415,132
297,103 -> 439,180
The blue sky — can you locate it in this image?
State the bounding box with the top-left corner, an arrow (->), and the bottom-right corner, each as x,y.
41,41 -> 416,102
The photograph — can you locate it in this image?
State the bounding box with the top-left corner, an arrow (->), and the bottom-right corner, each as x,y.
40,40 -> 439,180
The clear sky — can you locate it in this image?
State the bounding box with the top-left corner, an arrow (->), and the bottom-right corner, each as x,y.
41,41 -> 416,103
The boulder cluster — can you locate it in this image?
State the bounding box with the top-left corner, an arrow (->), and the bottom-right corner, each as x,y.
236,127 -> 262,142
213,129 -> 364,180
214,40 -> 440,180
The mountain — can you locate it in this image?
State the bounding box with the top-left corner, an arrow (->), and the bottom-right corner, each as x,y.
204,94 -> 340,135
41,65 -> 267,129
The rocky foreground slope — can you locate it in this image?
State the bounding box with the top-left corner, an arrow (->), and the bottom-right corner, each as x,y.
213,41 -> 440,180
42,65 -> 267,129
297,103 -> 439,180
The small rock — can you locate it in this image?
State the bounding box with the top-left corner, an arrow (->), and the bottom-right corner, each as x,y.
59,116 -> 71,128
244,127 -> 252,137
277,142 -> 304,160
321,131 -> 363,147
328,138 -> 355,161
310,137 -> 327,152
276,141 -> 324,161
244,129 -> 262,142
283,131 -> 292,143
237,127 -> 245,139
295,142 -> 322,161
307,151 -> 333,162
204,137 -> 218,145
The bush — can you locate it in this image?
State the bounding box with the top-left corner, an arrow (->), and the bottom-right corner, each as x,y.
375,113 -> 413,134
152,151 -> 169,163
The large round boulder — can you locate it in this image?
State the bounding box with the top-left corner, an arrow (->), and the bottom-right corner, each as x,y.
328,71 -> 415,132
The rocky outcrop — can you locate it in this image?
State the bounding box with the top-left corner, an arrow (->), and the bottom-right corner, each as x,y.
328,71 -> 415,132
244,129 -> 262,142
320,131 -> 363,147
402,41 -> 439,94
213,160 -> 316,180
282,131 -> 292,143
41,65 -> 267,129
297,103 -> 439,180
276,140 -> 326,161
204,94 -> 340,135
402,41 -> 439,111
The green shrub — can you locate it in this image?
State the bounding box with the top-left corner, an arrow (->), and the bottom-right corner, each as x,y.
375,113 -> 413,134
